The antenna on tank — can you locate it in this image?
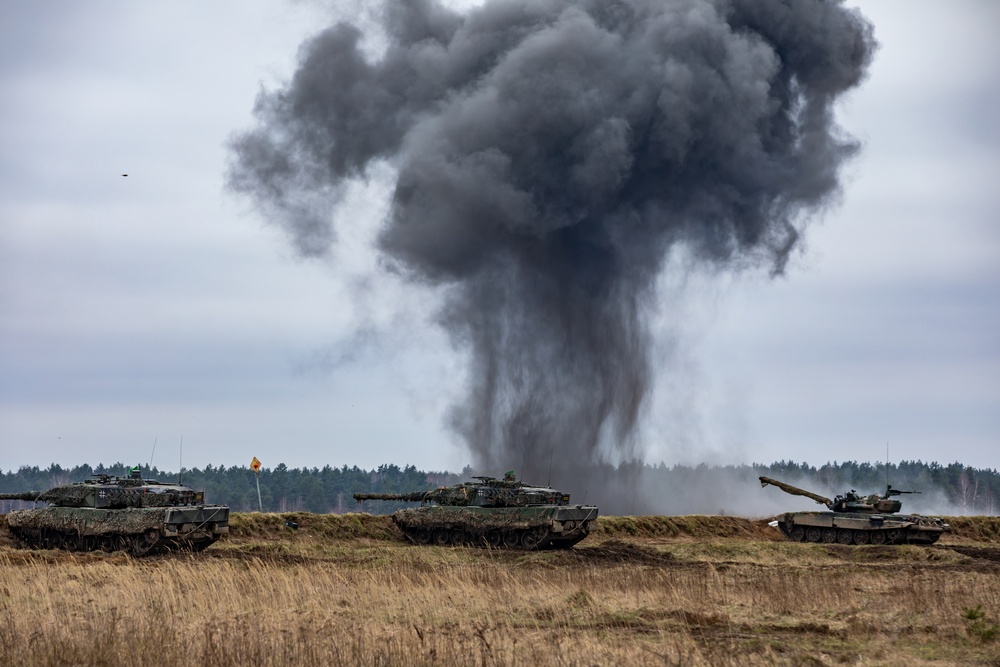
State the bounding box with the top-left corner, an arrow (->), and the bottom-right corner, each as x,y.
886,441 -> 890,493
148,436 -> 157,470
178,435 -> 184,485
546,443 -> 554,488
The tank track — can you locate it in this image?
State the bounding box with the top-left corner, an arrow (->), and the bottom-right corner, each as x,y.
396,523 -> 591,550
777,522 -> 941,546
7,526 -> 219,556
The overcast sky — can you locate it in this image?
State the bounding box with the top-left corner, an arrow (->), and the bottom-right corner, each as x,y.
1,1 -> 998,475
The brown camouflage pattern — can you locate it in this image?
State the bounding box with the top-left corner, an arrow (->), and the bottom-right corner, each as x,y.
760,475 -> 951,545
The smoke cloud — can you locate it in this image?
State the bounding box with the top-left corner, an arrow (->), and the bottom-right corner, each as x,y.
228,0 -> 876,511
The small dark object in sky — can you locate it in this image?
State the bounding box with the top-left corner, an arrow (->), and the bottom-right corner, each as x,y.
121,174 -> 128,177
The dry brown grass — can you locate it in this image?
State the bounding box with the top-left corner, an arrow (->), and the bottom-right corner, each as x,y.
2,514 -> 999,666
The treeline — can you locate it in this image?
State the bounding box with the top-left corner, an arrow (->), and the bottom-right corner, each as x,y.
1,460 -> 997,515
764,459 -> 998,513
0,463 -> 464,514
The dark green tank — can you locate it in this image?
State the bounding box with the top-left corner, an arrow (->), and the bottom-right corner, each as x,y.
354,473 -> 598,549
760,476 -> 950,545
0,469 -> 229,555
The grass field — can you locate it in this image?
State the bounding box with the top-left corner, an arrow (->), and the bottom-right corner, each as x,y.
2,514 -> 999,666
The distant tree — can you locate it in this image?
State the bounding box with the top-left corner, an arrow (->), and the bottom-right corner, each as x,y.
2,459 -> 998,516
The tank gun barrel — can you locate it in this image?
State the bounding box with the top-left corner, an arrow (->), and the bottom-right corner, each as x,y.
353,492 -> 432,503
886,485 -> 919,497
759,476 -> 832,507
0,491 -> 44,502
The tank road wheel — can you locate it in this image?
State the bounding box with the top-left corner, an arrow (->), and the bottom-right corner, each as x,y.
503,531 -> 521,548
432,529 -> 450,546
520,531 -> 543,550
486,531 -> 503,549
853,531 -> 870,545
822,529 -> 838,544
886,529 -> 903,545
869,531 -> 887,546
449,530 -> 466,546
806,527 -> 823,543
414,529 -> 432,545
789,526 -> 805,542
104,535 -> 131,553
837,530 -> 854,545
9,527 -> 34,549
130,529 -> 162,556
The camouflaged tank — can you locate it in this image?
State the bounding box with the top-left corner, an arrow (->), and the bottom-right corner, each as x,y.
759,476 -> 950,545
0,469 -> 229,555
353,473 -> 598,549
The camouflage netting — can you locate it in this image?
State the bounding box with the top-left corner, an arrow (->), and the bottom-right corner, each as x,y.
393,508 -> 553,532
6,508 -> 168,536
354,478 -> 562,508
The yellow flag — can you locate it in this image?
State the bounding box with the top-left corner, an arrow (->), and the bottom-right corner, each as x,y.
250,456 -> 262,474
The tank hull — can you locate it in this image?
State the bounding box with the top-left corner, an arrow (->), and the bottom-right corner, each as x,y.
6,505 -> 229,555
775,510 -> 949,546
391,504 -> 599,550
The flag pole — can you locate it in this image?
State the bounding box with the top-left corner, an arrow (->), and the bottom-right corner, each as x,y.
251,456 -> 263,512
255,473 -> 263,513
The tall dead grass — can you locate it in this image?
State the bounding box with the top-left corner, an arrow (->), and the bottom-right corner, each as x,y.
2,540 -> 998,667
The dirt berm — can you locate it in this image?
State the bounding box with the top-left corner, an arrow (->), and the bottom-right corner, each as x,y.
4,513 -> 999,546
203,513 -> 1000,545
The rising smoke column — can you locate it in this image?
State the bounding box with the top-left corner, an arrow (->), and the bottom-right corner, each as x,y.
228,0 -> 875,503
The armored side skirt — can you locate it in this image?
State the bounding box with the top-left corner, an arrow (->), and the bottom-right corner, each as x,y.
6,505 -> 229,555
391,504 -> 599,550
775,511 -> 950,546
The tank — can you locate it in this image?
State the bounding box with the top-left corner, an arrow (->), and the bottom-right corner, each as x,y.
0,468 -> 229,555
353,473 -> 598,549
759,476 -> 950,545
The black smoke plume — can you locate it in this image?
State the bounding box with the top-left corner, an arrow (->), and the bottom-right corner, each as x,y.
228,0 -> 875,511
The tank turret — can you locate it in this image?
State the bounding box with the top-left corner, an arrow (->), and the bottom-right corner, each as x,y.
759,476 -> 908,514
759,475 -> 949,545
0,473 -> 208,509
353,473 -> 597,550
2,470 -> 229,555
354,475 -> 571,509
